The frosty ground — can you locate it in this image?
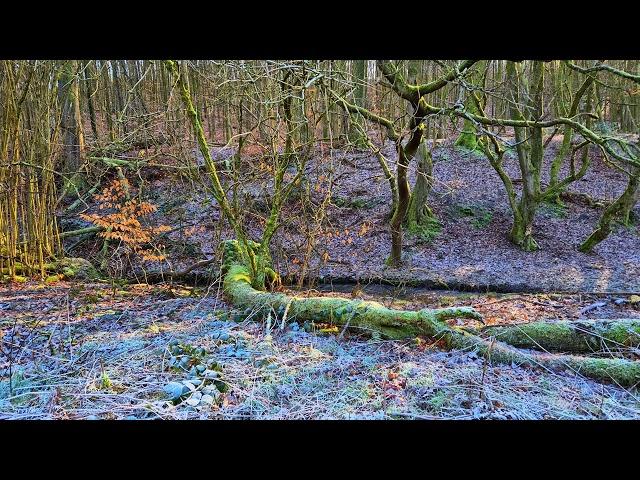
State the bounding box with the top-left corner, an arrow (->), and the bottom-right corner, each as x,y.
2,138 -> 639,420
1,281 -> 639,420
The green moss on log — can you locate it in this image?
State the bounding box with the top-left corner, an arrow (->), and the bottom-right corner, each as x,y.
482,319 -> 640,353
222,240 -> 481,339
2,258 -> 100,281
221,239 -> 640,387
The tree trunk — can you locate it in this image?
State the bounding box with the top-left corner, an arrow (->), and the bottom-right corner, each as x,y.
83,62 -> 99,142
455,61 -> 486,151
506,60 -> 544,251
222,239 -> 640,387
481,318 -> 640,353
388,143 -> 411,266
406,140 -> 437,234
347,60 -> 368,148
58,61 -> 86,197
509,198 -> 539,251
579,168 -> 639,252
455,109 -> 481,151
548,73 -> 595,204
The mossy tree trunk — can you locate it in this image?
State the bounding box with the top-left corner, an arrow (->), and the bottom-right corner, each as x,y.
455,104 -> 481,151
548,70 -> 595,204
388,106 -> 425,266
406,140 -> 437,233
509,196 -> 540,251
455,61 -> 487,151
222,239 -> 640,387
405,62 -> 437,234
389,141 -> 413,266
505,61 -> 544,251
579,167 -> 639,252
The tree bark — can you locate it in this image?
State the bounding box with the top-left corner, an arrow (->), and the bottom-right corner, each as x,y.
406,140 -> 436,231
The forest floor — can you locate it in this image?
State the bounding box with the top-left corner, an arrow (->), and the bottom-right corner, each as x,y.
282,138 -> 640,293
3,136 -> 639,419
92,135 -> 639,293
1,281 -> 639,420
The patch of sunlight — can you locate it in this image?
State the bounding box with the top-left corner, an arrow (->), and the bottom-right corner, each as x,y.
594,267 -> 613,292
453,266 -> 484,276
551,265 -> 584,287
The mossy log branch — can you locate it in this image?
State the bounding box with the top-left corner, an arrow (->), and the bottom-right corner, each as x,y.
222,240 -> 640,387
222,240 -> 482,340
480,319 -> 640,353
59,226 -> 104,239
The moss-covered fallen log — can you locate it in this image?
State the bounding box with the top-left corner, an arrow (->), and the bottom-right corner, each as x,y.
222,240 -> 483,339
1,257 -> 100,281
59,226 -> 104,239
140,258 -> 217,284
480,319 -> 640,353
221,239 -> 640,387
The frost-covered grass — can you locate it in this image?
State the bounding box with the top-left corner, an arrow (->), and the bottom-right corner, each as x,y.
1,282 -> 639,419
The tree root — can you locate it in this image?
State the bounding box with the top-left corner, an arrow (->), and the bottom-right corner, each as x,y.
221,239 -> 640,387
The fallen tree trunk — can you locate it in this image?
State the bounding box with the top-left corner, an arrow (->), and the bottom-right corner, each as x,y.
287,274 -> 639,296
1,257 -> 100,281
138,258 -> 217,283
222,240 -> 483,339
221,239 -> 640,387
479,319 -> 640,353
